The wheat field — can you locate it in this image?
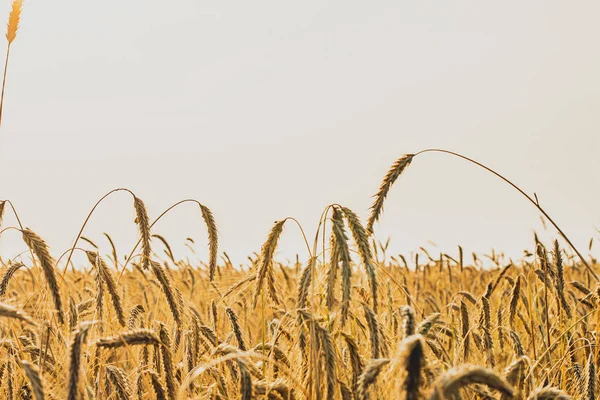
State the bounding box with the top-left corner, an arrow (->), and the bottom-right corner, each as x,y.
0,154 -> 598,400
1,1 -> 599,400
0,195 -> 598,400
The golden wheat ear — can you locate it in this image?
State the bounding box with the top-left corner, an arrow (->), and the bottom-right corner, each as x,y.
5,0 -> 22,44
0,0 -> 22,127
367,154 -> 414,235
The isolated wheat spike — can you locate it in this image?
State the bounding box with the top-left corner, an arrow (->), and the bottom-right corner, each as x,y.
5,0 -> 21,44
0,0 -> 22,127
367,154 -> 414,234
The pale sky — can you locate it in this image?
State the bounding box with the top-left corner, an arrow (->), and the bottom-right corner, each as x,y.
0,1 -> 599,267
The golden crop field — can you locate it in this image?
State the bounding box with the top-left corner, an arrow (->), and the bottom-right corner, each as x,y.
1,152 -> 598,400
1,186 -> 598,400
0,1 -> 598,400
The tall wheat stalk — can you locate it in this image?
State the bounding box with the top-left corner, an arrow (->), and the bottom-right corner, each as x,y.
0,0 -> 21,127
368,148 -> 598,280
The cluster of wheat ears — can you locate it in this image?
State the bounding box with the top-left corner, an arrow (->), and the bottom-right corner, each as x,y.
1,2 -> 600,400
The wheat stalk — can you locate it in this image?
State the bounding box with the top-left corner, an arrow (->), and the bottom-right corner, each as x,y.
509,275 -> 522,330
401,306 -> 416,339
396,334 -> 425,400
553,240 -> 572,319
0,0 -> 22,127
0,261 -> 23,297
357,358 -> 390,400
252,219 -> 286,308
96,329 -> 160,348
87,251 -> 125,326
367,154 -> 414,234
331,207 -> 352,326
146,369 -> 167,399
503,356 -> 528,400
133,196 -> 152,271
370,148 -> 597,280
316,323 -> 336,400
67,322 -> 94,400
0,301 -> 36,325
158,322 -> 177,400
363,304 -> 380,359
479,295 -> 495,367
526,386 -> 572,400
460,301 -> 470,362
20,360 -> 44,400
22,228 -> 64,324
150,261 -> 181,326
106,365 -> 133,400
428,365 -> 514,400
103,232 -> 119,267
342,207 -> 378,312
127,304 -> 145,329
225,307 -> 246,351
199,204 -> 219,282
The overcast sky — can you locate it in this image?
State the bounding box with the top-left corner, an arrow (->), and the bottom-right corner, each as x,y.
0,1 -> 598,268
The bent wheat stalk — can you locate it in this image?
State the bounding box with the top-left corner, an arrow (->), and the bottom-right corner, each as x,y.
0,302 -> 36,325
95,329 -> 160,348
367,148 -> 598,280
61,188 -> 136,276
119,199 -> 219,281
428,365 -> 514,400
357,358 -> 390,400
